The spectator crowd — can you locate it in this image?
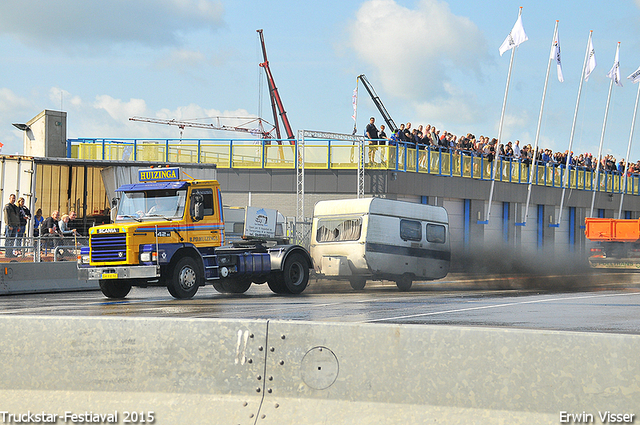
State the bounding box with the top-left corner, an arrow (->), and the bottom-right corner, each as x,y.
3,195 -> 83,258
364,117 -> 640,175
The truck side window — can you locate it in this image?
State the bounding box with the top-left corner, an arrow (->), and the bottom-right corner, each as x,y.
400,219 -> 421,242
190,189 -> 214,217
426,224 -> 446,244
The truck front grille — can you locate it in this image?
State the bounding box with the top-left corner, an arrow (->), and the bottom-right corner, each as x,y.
91,233 -> 127,262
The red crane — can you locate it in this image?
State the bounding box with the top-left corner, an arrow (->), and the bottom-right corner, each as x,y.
257,29 -> 295,144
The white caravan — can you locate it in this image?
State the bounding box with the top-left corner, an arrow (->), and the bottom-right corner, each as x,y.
310,198 -> 450,291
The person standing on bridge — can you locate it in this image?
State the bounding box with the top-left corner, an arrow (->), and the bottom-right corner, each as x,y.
3,194 -> 20,258
365,117 -> 379,164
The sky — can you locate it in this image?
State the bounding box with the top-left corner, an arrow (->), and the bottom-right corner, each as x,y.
2,0 -> 640,164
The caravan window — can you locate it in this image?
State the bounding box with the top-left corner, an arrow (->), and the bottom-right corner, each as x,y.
316,217 -> 362,243
400,219 -> 422,241
426,224 -> 446,244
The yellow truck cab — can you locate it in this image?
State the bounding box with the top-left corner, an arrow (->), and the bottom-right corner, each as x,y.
78,167 -> 311,299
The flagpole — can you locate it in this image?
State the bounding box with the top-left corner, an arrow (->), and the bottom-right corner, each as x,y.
589,42 -> 619,218
618,82 -> 640,218
589,78 -> 614,218
352,78 -> 359,135
485,7 -> 522,224
556,31 -> 593,227
521,21 -> 558,226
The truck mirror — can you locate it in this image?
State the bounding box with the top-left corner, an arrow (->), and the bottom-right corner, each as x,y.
192,194 -> 204,221
111,197 -> 118,208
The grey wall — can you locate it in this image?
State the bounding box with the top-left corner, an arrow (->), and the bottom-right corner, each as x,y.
217,168 -> 638,271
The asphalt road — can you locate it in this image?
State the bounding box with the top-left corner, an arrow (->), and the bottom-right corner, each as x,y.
1,272 -> 639,334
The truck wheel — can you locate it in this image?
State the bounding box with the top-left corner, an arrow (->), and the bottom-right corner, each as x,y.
395,274 -> 413,291
221,279 -> 252,293
212,281 -> 226,293
99,279 -> 132,299
267,276 -> 288,294
349,277 -> 367,291
281,253 -> 309,294
168,257 -> 202,299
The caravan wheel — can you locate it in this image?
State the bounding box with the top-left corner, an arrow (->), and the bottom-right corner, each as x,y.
349,277 -> 366,291
395,274 -> 413,291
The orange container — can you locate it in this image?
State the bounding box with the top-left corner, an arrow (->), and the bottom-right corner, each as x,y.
585,218 -> 640,242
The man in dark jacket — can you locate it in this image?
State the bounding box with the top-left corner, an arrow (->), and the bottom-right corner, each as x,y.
3,194 -> 20,257
41,210 -> 63,250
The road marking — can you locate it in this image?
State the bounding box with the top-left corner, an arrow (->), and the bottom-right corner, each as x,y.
365,291 -> 640,323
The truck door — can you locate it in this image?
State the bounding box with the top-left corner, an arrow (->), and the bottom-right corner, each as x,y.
188,187 -> 223,247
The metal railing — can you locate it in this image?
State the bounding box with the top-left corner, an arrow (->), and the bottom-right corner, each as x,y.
0,235 -> 89,263
67,138 -> 640,196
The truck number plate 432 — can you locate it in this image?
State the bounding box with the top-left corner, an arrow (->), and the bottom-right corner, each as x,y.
101,273 -> 118,279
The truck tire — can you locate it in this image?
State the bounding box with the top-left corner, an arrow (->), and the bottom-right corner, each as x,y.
349,277 -> 367,291
281,252 -> 309,294
267,277 -> 288,294
221,279 -> 252,293
395,274 -> 413,291
99,279 -> 132,299
168,256 -> 202,299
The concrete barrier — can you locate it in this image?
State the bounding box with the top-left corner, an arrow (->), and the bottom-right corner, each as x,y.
0,316 -> 638,424
0,262 -> 98,295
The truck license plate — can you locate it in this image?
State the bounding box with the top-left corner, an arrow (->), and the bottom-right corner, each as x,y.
101,273 -> 118,279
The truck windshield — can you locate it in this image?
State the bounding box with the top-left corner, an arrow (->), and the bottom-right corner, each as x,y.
116,190 -> 187,221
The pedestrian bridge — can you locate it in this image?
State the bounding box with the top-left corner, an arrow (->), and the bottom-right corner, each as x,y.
68,137 -> 640,196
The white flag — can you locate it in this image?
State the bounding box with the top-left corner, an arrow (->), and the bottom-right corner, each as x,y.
606,43 -> 622,87
499,14 -> 528,56
584,36 -> 597,81
550,29 -> 564,82
628,65 -> 640,84
351,87 -> 357,121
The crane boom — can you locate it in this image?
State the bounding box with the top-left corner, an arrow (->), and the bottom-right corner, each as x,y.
129,116 -> 274,138
357,74 -> 398,133
257,29 -> 295,143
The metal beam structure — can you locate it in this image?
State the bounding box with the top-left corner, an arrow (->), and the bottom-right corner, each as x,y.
296,130 -> 365,244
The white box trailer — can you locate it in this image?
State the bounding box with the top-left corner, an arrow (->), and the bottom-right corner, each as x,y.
310,198 -> 450,291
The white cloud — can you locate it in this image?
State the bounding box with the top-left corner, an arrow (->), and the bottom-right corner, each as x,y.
49,88 -> 82,108
157,49 -> 207,70
0,88 -> 31,114
349,0 -> 488,100
93,96 -> 148,122
348,0 -> 490,133
0,0 -> 224,49
0,88 -> 35,153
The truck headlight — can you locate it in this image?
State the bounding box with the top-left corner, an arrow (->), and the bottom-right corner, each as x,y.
140,251 -> 158,263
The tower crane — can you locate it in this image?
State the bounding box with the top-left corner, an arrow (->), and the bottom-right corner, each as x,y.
257,29 -> 295,144
357,74 -> 398,134
129,116 -> 275,139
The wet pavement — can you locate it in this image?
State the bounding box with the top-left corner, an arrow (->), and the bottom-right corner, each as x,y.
0,272 -> 639,334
